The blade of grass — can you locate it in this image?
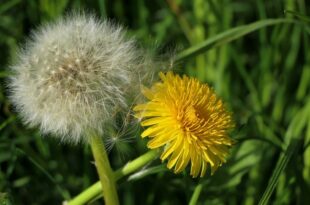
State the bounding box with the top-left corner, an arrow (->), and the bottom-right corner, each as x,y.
296,65 -> 310,101
0,0 -> 21,14
189,184 -> 203,205
165,0 -> 195,44
16,148 -> 71,200
285,10 -> 310,23
258,139 -> 300,205
258,100 -> 310,205
175,19 -> 296,62
0,116 -> 16,131
303,112 -> 310,184
231,49 -> 283,148
98,0 -> 107,18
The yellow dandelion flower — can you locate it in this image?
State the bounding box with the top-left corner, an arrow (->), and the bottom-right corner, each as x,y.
134,71 -> 234,177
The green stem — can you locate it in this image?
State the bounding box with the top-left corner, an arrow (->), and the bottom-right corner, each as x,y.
189,184 -> 203,205
67,149 -> 159,205
89,134 -> 119,205
114,149 -> 159,180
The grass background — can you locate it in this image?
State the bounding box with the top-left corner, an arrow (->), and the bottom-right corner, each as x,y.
0,0 -> 310,204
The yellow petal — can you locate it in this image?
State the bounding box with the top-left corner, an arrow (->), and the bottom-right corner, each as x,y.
141,126 -> 164,138
161,135 -> 182,160
141,86 -> 155,100
200,161 -> 207,177
147,131 -> 176,148
141,117 -> 170,126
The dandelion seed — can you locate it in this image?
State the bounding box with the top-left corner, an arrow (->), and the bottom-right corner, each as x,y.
134,72 -> 234,177
104,110 -> 139,152
8,13 -> 159,144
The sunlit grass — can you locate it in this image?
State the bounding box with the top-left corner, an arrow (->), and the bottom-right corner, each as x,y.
0,0 -> 309,204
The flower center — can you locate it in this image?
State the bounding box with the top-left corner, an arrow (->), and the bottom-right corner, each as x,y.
177,106 -> 205,133
44,56 -> 89,96
186,106 -> 199,123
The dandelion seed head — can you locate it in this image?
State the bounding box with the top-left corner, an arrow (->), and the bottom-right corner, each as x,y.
134,72 -> 234,177
8,13 -> 158,144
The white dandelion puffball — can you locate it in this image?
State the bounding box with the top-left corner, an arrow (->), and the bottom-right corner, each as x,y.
9,13 -> 155,144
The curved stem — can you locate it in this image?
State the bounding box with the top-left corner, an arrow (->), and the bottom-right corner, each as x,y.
189,183 -> 203,205
67,149 -> 159,205
114,149 -> 159,180
89,134 -> 119,205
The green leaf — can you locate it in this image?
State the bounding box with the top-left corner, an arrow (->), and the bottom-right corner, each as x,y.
175,19 -> 296,62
